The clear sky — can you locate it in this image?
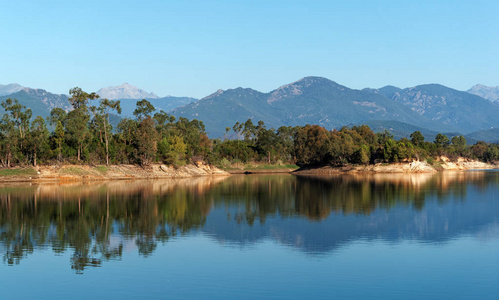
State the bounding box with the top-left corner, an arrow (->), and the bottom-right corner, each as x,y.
1,0 -> 498,98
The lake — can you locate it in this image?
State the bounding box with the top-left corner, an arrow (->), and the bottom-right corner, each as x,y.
0,172 -> 498,299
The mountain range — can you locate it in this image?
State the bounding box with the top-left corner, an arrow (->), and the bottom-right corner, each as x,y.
1,79 -> 499,143
172,77 -> 499,139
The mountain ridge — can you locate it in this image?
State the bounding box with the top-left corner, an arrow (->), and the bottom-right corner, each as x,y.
1,78 -> 499,143
172,76 -> 455,137
96,83 -> 159,100
383,83 -> 499,134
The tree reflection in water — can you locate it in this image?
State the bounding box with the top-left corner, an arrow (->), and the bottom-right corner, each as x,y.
0,171 -> 497,273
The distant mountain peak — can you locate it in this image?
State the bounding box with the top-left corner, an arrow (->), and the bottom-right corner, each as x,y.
268,82 -> 303,104
20,87 -> 67,97
96,83 -> 159,100
297,76 -> 331,82
0,83 -> 24,96
293,76 -> 341,88
202,89 -> 225,101
467,84 -> 499,103
268,76 -> 344,104
470,83 -> 499,90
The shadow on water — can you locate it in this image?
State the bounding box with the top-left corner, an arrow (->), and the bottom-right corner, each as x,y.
0,171 -> 498,272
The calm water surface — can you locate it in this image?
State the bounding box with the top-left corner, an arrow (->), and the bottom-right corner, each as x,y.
0,172 -> 498,299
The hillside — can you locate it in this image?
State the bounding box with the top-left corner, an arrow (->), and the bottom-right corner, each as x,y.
0,88 -> 72,119
386,84 -> 499,134
172,77 -> 445,137
117,96 -> 198,118
359,120 -> 477,144
465,128 -> 499,143
377,85 -> 402,99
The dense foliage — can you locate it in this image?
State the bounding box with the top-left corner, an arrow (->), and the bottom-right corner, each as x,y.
0,87 -> 498,167
216,122 -> 499,167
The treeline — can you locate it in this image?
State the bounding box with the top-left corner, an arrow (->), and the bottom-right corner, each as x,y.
215,122 -> 499,167
0,87 -> 498,167
0,88 -> 211,167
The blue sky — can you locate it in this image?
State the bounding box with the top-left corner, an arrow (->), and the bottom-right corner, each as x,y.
1,0 -> 498,98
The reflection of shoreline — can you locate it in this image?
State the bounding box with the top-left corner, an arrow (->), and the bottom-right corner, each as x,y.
298,170 -> 488,188
203,179 -> 499,255
0,176 -> 230,201
0,171 -> 498,271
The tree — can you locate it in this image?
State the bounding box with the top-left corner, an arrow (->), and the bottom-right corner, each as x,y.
255,122 -> 277,164
48,108 -> 68,161
451,135 -> 466,148
0,114 -> 17,167
232,122 -> 242,140
434,134 -> 450,156
224,127 -> 231,140
384,138 -> 398,162
1,98 -> 32,151
94,99 -> 121,165
154,110 -> 176,134
0,98 -> 32,166
48,108 -> 68,127
66,88 -> 98,161
294,125 -> 330,166
276,126 -> 298,163
133,116 -> 158,165
410,131 -> 425,146
117,118 -> 137,162
54,120 -> 65,161
434,133 -> 450,147
29,116 -> 49,166
133,99 -> 156,121
352,145 -> 370,165
158,135 -> 187,165
68,87 -> 98,109
470,141 -> 488,160
241,119 -> 256,141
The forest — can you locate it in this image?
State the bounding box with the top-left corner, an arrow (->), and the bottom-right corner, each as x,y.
0,87 -> 498,168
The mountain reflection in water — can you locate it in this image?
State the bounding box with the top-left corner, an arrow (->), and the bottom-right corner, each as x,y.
0,172 -> 498,273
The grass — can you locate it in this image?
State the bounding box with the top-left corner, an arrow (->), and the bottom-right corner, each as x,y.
0,168 -> 37,176
96,166 -> 108,173
426,157 -> 444,170
60,167 -> 88,175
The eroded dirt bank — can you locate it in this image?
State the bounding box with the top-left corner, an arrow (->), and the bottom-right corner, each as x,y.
0,163 -> 229,182
294,158 -> 498,175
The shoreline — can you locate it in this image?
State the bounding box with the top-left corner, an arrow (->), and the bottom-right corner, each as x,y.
293,159 -> 498,175
0,163 -> 230,183
0,159 -> 497,183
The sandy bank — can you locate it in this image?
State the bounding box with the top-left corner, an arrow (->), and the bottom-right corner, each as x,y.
0,163 -> 229,182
